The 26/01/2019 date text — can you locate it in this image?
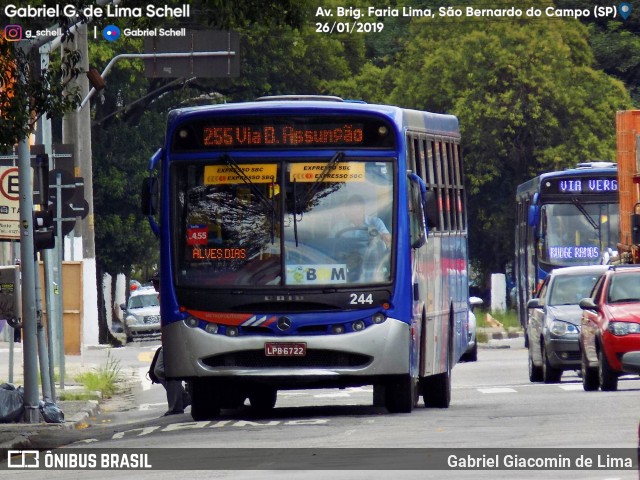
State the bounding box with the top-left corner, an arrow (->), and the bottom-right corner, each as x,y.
315,22 -> 384,34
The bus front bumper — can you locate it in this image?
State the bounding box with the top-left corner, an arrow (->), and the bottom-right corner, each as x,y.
162,317 -> 411,385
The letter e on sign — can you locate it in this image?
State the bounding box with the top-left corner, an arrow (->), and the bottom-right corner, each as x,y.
0,167 -> 19,201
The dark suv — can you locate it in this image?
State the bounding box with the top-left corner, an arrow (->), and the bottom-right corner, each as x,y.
579,265 -> 640,391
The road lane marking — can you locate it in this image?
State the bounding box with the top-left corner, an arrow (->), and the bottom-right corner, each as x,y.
477,387 -> 517,394
558,384 -> 584,391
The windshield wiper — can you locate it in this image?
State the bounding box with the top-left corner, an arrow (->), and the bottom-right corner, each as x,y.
221,154 -> 276,243
571,197 -> 599,231
298,152 -> 345,212
290,152 -> 345,248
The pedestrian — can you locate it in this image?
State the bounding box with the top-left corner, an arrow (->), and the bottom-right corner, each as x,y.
148,272 -> 191,416
151,346 -> 191,416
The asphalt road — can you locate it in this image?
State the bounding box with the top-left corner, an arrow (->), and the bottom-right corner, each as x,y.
2,338 -> 639,479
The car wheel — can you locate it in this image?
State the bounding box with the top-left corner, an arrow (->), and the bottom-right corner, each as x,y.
542,345 -> 562,383
598,349 -> 618,391
123,325 -> 133,343
460,341 -> 477,362
581,349 -> 599,391
528,346 -> 543,382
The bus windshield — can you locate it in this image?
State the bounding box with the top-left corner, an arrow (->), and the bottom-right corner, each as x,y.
173,158 -> 394,288
539,202 -> 619,266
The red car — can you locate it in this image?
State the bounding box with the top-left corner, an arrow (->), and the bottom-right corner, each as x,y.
579,265 -> 640,391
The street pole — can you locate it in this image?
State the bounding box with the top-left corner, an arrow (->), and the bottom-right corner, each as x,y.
63,23 -> 99,350
17,138 -> 40,423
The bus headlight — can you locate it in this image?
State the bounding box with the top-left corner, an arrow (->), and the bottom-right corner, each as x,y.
205,323 -> 219,334
331,325 -> 345,334
226,326 -> 239,337
372,312 -> 386,324
352,320 -> 365,331
185,316 -> 199,328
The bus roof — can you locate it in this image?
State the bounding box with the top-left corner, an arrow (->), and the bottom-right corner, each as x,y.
166,99 -> 460,138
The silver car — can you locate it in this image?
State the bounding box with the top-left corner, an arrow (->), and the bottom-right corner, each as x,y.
461,296 -> 483,362
120,286 -> 161,341
526,265 -> 608,383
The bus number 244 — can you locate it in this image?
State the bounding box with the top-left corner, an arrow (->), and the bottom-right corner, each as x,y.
350,293 -> 373,305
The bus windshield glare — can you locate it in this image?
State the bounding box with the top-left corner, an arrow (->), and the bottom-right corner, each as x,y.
174,158 -> 394,287
539,202 -> 619,265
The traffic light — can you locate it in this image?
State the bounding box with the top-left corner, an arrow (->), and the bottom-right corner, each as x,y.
34,153 -> 50,207
33,208 -> 55,251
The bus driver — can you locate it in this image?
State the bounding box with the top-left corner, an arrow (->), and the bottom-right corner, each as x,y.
333,194 -> 391,249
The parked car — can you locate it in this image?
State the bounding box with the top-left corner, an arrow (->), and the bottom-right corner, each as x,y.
461,296 -> 483,362
527,265 -> 608,383
579,265 -> 640,391
120,285 -> 161,342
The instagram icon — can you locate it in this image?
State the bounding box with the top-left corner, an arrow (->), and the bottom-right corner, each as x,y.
4,25 -> 22,42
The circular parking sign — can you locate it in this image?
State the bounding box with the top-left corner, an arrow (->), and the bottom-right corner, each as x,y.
0,167 -> 19,202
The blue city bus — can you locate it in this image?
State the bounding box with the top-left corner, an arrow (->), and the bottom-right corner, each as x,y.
514,162 -> 619,344
143,96 -> 470,419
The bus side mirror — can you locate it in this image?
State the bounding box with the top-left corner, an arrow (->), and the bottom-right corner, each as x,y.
528,204 -> 540,227
143,149 -> 163,236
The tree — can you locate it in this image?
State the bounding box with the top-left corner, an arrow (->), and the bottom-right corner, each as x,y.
391,12 -> 632,286
0,35 -> 82,149
556,0 -> 640,101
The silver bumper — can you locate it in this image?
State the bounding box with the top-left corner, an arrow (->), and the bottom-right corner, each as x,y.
163,317 -> 410,380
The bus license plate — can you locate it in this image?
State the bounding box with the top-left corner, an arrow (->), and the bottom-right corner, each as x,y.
265,342 -> 307,357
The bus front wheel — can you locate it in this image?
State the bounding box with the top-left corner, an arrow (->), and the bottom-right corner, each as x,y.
384,374 -> 418,413
189,380 -> 221,421
248,387 -> 277,412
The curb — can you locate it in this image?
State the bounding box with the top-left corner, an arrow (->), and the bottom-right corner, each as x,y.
488,331 -> 524,340
0,400 -> 100,456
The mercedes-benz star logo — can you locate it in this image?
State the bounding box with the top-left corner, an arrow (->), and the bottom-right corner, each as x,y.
277,316 -> 292,331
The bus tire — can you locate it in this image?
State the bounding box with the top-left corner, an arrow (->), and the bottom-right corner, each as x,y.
422,338 -> 452,408
372,384 -> 386,407
248,387 -> 277,412
385,374 -> 417,413
190,380 -> 221,421
421,370 -> 451,408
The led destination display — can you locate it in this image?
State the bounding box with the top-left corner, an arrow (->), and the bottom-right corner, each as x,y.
542,177 -> 618,194
171,115 -> 396,151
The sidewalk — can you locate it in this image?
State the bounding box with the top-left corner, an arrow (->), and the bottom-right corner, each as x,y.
477,326 -> 524,341
0,342 -> 117,458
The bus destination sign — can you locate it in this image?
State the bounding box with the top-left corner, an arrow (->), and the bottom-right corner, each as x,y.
203,123 -> 364,148
543,177 -> 618,194
171,116 -> 396,151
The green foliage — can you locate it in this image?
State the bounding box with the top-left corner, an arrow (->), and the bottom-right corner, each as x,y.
390,12 -> 632,284
0,41 -> 82,148
75,350 -> 121,399
477,308 -> 521,330
557,0 -> 640,102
